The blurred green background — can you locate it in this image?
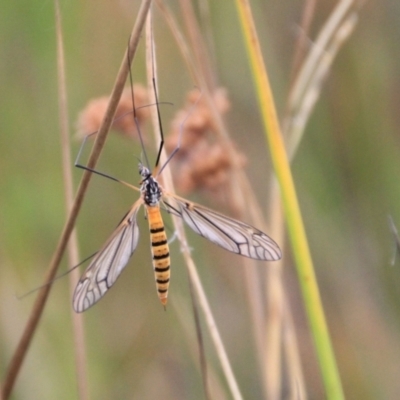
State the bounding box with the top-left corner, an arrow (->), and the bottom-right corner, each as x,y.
1,1 -> 400,399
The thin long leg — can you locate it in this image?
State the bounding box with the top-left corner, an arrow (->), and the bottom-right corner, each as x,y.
152,79 -> 165,169
127,36 -> 150,169
160,199 -> 181,217
18,251 -> 99,300
157,90 -> 202,178
74,134 -> 140,192
145,17 -> 202,177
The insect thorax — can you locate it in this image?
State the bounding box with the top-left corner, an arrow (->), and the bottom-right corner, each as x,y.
139,165 -> 162,207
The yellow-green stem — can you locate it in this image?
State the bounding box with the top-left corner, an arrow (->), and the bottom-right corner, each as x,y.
234,1 -> 344,398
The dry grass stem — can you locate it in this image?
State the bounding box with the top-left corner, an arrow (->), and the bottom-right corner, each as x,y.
264,11 -> 359,395
197,0 -> 217,73
181,254 -> 244,400
287,0 -> 317,91
1,1 -> 152,398
160,6 -> 283,396
172,295 -> 229,400
160,1 -> 308,397
159,1 -> 288,394
179,1 -> 216,89
264,4 -> 359,398
235,0 -> 346,397
287,12 -> 358,159
285,0 -> 355,131
186,274 -> 211,400
389,216 -> 400,266
145,14 -> 243,400
155,1 -> 197,85
54,2 -> 89,399
265,182 -> 307,399
283,312 -> 307,400
265,179 -> 307,399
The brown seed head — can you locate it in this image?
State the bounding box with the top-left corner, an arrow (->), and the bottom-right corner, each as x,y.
76,85 -> 150,141
165,88 -> 247,195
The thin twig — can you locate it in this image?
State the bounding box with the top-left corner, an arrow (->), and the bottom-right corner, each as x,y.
1,2 -> 152,398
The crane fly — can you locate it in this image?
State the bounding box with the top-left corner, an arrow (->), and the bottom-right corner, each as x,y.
73,50 -> 281,315
73,162 -> 282,312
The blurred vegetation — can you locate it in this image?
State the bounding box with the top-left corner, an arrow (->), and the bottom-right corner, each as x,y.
1,1 -> 400,399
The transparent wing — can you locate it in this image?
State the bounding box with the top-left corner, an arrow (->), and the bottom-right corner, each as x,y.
73,199 -> 143,313
164,196 -> 281,261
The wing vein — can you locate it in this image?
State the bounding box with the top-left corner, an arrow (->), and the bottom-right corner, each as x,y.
73,199 -> 143,312
163,195 -> 281,261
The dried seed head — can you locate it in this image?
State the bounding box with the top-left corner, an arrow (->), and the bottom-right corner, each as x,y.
76,85 -> 150,140
165,88 -> 247,195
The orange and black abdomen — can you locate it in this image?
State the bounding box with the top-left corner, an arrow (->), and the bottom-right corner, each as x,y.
146,204 -> 170,305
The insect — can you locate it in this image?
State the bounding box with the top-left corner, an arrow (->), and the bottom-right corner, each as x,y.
73,52 -> 281,314
73,164 -> 282,312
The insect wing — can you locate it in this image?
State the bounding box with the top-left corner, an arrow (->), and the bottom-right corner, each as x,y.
166,197 -> 281,261
73,200 -> 142,312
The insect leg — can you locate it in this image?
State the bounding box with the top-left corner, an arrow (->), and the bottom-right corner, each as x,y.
74,134 -> 140,192
157,91 -> 202,178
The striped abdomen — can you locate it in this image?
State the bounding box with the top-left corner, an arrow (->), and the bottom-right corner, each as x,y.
146,204 -> 170,306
